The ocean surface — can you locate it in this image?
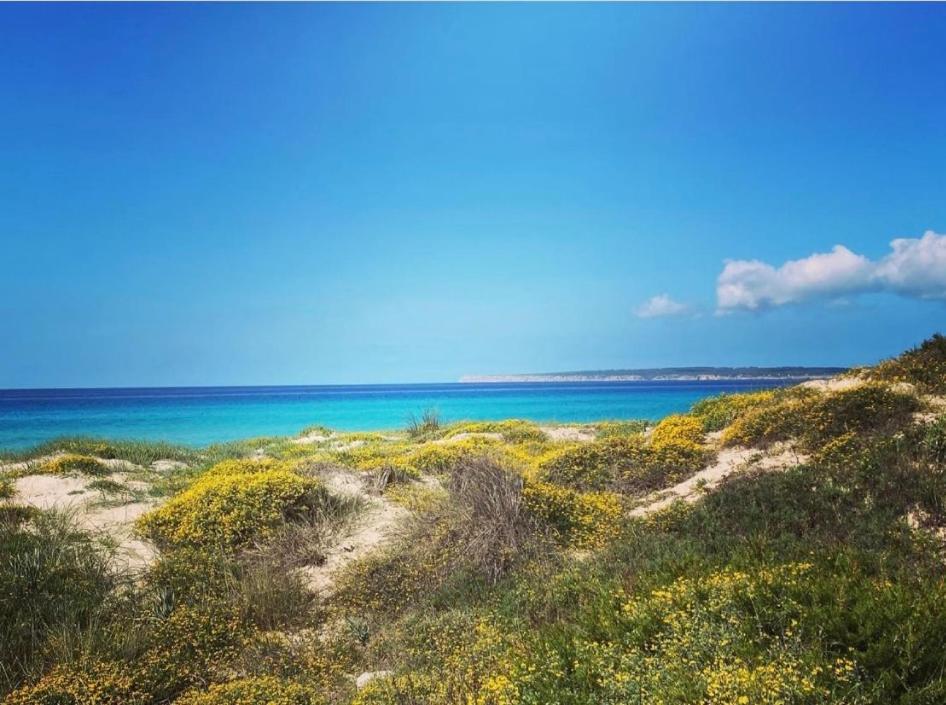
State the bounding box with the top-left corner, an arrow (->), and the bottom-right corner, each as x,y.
0,380 -> 796,450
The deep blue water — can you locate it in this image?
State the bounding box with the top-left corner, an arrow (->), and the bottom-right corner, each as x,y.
0,381 -> 795,450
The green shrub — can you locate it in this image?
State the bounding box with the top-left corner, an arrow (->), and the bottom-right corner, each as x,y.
0,476 -> 15,500
3,660 -> 145,705
595,420 -> 649,438
0,510 -> 115,694
803,384 -> 920,447
924,415 -> 946,465
870,333 -> 946,394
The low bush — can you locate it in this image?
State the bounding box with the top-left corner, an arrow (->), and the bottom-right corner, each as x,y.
803,383 -> 920,446
41,454 -> 110,477
595,420 -> 649,438
870,333 -> 946,394
538,436 -> 646,491
443,419 -> 546,444
691,390 -> 776,432
175,676 -> 317,705
522,480 -> 623,549
722,388 -> 819,448
337,437 -> 504,482
538,428 -> 709,495
136,461 -> 330,551
650,413 -> 704,447
3,660 -> 145,705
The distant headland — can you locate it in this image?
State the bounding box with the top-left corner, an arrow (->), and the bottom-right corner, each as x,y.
460,366 -> 848,383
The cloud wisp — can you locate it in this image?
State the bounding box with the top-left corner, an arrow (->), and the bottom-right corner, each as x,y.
635,294 -> 690,319
716,231 -> 946,313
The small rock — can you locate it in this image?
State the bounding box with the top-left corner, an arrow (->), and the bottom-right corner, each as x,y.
356,671 -> 393,689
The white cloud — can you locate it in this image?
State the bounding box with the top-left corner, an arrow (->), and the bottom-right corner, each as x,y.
874,231 -> 946,300
716,231 -> 946,312
636,294 -> 689,319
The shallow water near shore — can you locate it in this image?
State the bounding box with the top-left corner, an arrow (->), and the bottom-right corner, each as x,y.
0,380 -> 795,450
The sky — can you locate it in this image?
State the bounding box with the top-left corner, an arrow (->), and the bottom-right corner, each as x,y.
2,3 -> 945,388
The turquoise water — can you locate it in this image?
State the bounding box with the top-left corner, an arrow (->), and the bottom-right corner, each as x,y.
0,381 -> 793,450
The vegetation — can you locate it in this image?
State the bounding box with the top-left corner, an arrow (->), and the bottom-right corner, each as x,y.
0,438 -> 198,466
2,336 -> 946,705
406,408 -> 442,439
137,459 -> 336,551
870,332 -> 946,394
0,510 -> 117,692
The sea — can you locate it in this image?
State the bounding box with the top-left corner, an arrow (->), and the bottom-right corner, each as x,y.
0,380 -> 796,451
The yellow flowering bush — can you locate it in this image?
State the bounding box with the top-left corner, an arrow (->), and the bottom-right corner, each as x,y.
722,389 -> 817,448
136,460 -> 328,550
722,384 -> 919,451
41,453 -> 109,477
537,437 -> 646,491
385,482 -> 449,512
336,437 -> 507,481
3,660 -> 144,705
135,601 -> 251,698
522,480 -> 622,548
536,423 -> 709,496
443,419 -> 546,444
691,390 -> 776,432
352,615 -> 519,705
802,384 -> 919,446
331,528 -> 454,615
6,600 -> 252,705
175,676 -> 316,705
650,414 -> 704,447
505,563 -> 861,705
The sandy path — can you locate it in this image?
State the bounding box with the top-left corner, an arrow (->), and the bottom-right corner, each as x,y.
301,470 -> 408,595
629,446 -> 805,518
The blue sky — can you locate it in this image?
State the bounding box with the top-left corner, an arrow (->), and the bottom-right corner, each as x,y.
2,3 -> 945,387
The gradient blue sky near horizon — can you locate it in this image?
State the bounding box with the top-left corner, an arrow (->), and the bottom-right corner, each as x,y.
2,3 -> 945,388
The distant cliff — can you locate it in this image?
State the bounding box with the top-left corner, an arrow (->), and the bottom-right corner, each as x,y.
460,366 -> 847,383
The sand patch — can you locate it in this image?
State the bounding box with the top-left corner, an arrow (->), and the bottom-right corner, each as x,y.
293,431 -> 334,445
151,459 -> 189,473
13,472 -> 157,570
629,445 -> 806,518
541,426 -> 596,442
800,376 -> 866,393
14,474 -> 89,508
300,469 -> 408,595
433,432 -> 504,444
